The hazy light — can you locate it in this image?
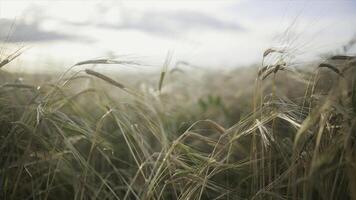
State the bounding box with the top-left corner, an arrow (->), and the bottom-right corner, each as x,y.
0,0 -> 355,72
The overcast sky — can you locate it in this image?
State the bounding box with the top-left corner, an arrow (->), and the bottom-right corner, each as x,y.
0,0 -> 356,72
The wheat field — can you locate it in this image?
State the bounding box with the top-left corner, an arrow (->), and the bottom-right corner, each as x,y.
0,41 -> 355,200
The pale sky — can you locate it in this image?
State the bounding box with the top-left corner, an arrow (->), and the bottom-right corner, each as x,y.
0,0 -> 356,72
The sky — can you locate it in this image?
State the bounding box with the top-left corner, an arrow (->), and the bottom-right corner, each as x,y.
0,0 -> 356,72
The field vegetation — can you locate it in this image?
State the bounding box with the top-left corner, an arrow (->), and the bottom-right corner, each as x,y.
0,39 -> 356,199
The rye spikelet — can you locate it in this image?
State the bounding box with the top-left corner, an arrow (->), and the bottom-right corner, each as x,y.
318,63 -> 343,77
85,69 -> 125,89
74,59 -> 139,66
330,55 -> 355,61
0,48 -> 24,68
263,48 -> 285,58
158,51 -> 173,93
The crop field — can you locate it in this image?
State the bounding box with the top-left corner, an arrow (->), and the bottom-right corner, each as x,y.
1,1 -> 356,199
0,43 -> 355,200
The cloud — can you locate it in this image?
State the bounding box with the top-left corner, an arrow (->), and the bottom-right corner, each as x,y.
56,8 -> 245,36
0,4 -> 245,43
0,19 -> 86,43
98,10 -> 244,34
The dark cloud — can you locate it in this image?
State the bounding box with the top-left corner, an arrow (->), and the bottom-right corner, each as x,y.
0,19 -> 86,43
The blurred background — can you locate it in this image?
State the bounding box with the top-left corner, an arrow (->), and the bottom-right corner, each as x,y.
0,0 -> 356,73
